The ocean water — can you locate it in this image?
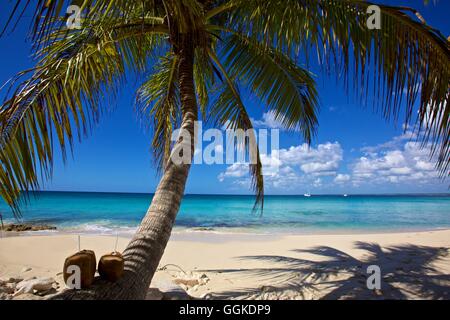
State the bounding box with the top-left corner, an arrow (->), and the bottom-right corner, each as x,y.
1,192 -> 449,235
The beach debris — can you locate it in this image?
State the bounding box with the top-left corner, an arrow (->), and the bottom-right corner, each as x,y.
198,273 -> 210,284
158,263 -> 188,275
98,252 -> 124,282
3,224 -> 56,232
0,275 -> 58,299
12,293 -> 44,300
145,288 -> 164,300
5,282 -> 17,291
173,278 -> 200,287
21,267 -> 32,273
172,271 -> 210,289
151,278 -> 192,300
13,277 -> 56,296
0,284 -> 16,294
190,285 -> 200,292
63,250 -> 96,288
0,292 -> 12,300
260,285 -> 277,293
200,292 -> 213,300
373,289 -> 383,297
0,277 -> 24,284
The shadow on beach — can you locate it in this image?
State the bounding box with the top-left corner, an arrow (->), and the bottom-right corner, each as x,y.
200,242 -> 450,300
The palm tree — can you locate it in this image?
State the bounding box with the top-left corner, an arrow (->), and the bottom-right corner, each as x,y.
0,0 -> 448,299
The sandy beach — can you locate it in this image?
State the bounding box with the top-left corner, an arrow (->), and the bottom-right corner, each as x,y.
1,229 -> 449,300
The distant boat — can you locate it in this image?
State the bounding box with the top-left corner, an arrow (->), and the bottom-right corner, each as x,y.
304,192 -> 311,197
343,194 -> 348,197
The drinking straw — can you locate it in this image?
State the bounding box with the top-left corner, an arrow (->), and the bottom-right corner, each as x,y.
114,233 -> 119,252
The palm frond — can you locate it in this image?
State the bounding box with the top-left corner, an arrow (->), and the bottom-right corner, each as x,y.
2,1 -> 167,51
194,46 -> 217,120
213,0 -> 450,176
0,22 -> 164,216
218,31 -> 319,144
136,52 -> 180,172
208,50 -> 264,212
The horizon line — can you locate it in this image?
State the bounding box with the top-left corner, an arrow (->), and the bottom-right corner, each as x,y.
30,190 -> 450,196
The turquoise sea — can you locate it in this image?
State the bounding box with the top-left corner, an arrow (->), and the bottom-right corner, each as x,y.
1,192 -> 450,235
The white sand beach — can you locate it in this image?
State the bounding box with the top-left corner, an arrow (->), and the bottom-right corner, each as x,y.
0,229 -> 449,300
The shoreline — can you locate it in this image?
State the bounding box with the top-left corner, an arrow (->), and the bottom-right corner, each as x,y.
2,225 -> 450,240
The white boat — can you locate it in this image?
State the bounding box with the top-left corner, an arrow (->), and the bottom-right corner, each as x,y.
343,194 -> 348,197
304,193 -> 311,197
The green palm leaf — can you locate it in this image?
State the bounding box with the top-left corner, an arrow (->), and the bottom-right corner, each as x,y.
208,50 -> 264,211
136,52 -> 180,172
211,0 -> 450,175
0,21 -> 165,215
218,31 -> 319,143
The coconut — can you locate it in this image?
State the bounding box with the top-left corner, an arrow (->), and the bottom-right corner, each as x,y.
63,250 -> 96,288
98,252 -> 124,282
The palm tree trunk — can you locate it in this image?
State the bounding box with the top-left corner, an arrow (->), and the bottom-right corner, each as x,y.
51,38 -> 197,300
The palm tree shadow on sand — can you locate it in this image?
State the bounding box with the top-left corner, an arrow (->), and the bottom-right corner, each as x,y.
200,242 -> 449,300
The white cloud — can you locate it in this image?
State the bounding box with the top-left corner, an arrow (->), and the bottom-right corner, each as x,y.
279,142 -> 343,175
217,131 -> 443,192
252,111 -> 284,129
218,142 -> 344,190
334,174 -> 351,183
415,160 -> 435,171
352,140 -> 439,185
218,163 -> 248,182
313,178 -> 322,187
389,167 -> 411,175
360,130 -> 417,154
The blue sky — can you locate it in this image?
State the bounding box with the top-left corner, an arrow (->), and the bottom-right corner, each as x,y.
0,0 -> 449,195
